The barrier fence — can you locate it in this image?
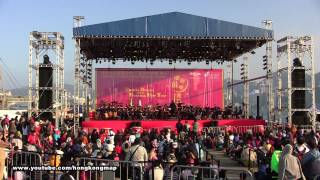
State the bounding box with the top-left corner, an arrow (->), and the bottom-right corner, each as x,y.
3,150 -> 252,180
5,150 -> 43,180
202,124 -> 320,136
170,165 -> 254,180
76,157 -> 143,180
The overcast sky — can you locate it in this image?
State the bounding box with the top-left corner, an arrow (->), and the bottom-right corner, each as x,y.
0,0 -> 319,90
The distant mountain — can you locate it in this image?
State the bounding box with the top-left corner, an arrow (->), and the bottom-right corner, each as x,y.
10,84 -> 74,96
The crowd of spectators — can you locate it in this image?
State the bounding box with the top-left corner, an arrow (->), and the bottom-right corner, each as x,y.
1,112 -> 319,180
202,125 -> 320,180
95,101 -> 243,120
0,114 -> 217,180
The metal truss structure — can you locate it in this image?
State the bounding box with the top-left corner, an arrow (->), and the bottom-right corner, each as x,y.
28,31 -> 65,128
241,55 -> 249,118
73,16 -> 91,136
73,14 -> 272,134
263,20 -> 275,122
277,36 -> 316,126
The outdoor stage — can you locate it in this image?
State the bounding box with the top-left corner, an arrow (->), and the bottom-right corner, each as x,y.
82,119 -> 265,132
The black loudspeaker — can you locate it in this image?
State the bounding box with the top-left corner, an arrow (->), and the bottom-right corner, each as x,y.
292,91 -> 305,109
39,67 -> 53,87
39,90 -> 53,109
291,58 -> 305,109
38,55 -> 53,120
292,112 -> 310,125
291,58 -> 308,125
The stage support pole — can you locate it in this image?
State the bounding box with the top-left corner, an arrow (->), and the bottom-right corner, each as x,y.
263,20 -> 274,122
257,95 -> 260,119
242,55 -> 249,118
73,16 -> 84,137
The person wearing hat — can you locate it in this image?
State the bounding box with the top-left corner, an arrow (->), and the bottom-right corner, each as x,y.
104,139 -> 115,157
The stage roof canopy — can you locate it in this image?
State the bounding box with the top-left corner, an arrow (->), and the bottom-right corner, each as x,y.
73,12 -> 273,61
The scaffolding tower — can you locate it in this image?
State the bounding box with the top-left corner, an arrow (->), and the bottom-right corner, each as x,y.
74,16 -> 91,136
28,31 -> 65,128
277,36 -> 316,126
262,20 -> 274,122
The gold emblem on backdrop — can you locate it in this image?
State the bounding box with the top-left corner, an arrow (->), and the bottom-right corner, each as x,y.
172,75 -> 188,103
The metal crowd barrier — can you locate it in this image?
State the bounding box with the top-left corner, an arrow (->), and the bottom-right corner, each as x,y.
171,165 -> 254,180
6,150 -> 43,180
202,127 -> 226,135
77,157 -> 144,180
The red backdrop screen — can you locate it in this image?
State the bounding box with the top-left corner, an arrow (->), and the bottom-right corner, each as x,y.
96,68 -> 224,108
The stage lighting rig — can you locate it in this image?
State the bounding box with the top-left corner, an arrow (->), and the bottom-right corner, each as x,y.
240,64 -> 245,80
263,55 -> 267,70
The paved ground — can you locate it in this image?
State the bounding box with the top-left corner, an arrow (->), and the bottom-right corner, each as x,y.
209,150 -> 255,180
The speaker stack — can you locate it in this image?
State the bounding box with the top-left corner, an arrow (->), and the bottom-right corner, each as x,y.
39,55 -> 53,120
291,58 -> 309,125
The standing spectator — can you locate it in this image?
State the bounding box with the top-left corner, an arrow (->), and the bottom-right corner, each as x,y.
301,136 -> 320,180
8,119 -> 16,135
125,138 -> 148,163
184,121 -> 190,132
294,136 -> 309,161
149,160 -> 164,180
11,131 -> 23,150
278,144 -> 305,180
192,119 -> 199,133
22,122 -> 29,142
176,119 -> 183,134
270,141 -> 282,179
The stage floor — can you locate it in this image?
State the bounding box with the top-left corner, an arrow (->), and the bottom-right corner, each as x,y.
82,119 -> 265,132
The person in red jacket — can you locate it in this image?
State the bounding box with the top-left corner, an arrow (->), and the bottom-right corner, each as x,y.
27,129 -> 40,146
